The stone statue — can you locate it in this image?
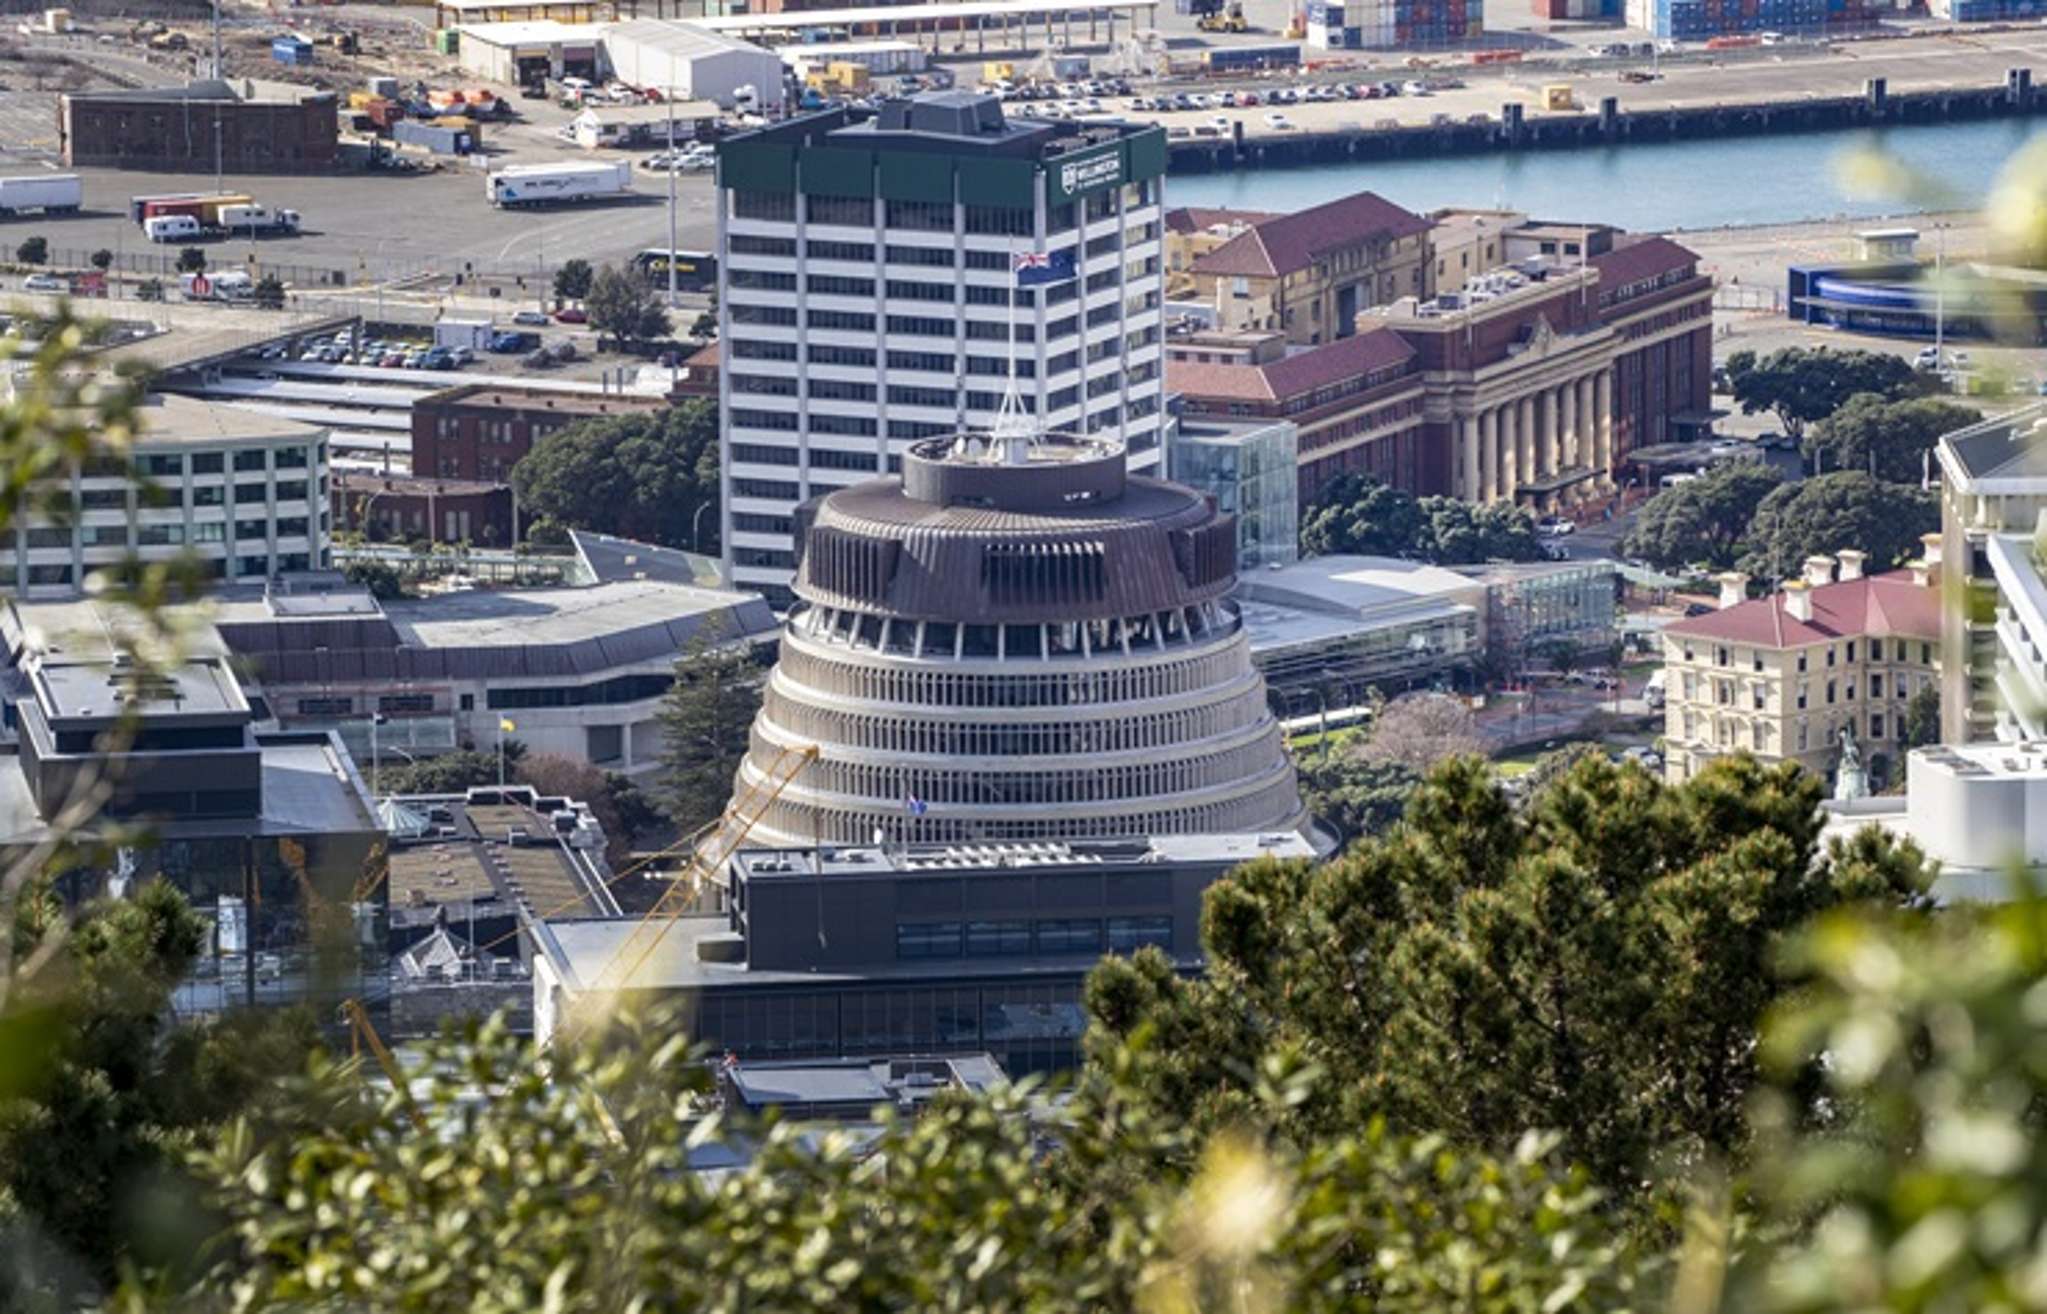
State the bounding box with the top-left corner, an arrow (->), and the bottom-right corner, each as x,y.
1834,723 -> 1868,803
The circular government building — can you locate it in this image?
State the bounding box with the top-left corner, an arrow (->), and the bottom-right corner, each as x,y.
736,424 -> 1307,847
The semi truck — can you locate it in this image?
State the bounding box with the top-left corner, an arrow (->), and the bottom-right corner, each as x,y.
0,174 -> 82,216
214,202 -> 303,235
133,194 -> 300,236
485,160 -> 632,208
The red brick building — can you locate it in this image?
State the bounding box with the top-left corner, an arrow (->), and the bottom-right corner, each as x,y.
1170,225 -> 1713,510
331,473 -> 515,548
59,79 -> 338,173
411,385 -> 670,483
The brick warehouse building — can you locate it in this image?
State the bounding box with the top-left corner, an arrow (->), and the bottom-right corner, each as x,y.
410,384 -> 670,482
59,80 -> 338,172
1169,225 -> 1712,509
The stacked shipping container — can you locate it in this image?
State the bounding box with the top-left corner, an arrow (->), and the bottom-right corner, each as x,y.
1304,0 -> 1484,47
1628,0 -> 1873,37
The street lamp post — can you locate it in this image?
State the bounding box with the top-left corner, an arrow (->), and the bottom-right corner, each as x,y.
691,501 -> 712,553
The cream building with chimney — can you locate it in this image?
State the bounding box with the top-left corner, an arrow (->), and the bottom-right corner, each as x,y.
1658,548 -> 1942,789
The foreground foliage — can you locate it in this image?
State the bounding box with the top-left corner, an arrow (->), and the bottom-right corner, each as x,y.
174,1012 -> 1657,1314
1085,754 -> 1934,1194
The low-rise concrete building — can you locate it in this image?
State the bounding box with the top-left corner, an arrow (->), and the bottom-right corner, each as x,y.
0,600 -> 384,1013
1659,553 -> 1941,789
210,576 -> 776,774
528,832 -> 1316,1071
0,393 -> 330,598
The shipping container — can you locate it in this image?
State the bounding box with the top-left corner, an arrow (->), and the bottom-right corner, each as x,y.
393,120 -> 475,155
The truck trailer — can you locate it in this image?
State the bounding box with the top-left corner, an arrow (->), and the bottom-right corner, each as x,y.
0,174 -> 82,216
485,160 -> 632,209
214,202 -> 303,235
137,193 -> 252,225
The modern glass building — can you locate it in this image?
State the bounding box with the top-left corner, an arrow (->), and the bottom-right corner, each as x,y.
1167,415 -> 1300,570
714,91 -> 1169,603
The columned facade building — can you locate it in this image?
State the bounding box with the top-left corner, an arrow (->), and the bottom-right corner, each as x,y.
1171,228 -> 1713,510
735,426 -> 1306,847
714,92 -> 1169,604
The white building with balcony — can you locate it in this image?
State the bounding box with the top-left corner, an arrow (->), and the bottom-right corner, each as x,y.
715,92 -> 1169,604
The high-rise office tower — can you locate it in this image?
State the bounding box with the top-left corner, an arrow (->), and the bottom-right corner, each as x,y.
714,92 -> 1169,604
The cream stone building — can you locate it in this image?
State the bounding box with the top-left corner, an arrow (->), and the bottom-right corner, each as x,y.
1659,550 -> 1941,789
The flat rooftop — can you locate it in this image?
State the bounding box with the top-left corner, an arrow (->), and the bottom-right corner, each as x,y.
131,392 -> 324,448
33,656 -> 247,723
694,0 -> 1154,32
1237,554 -> 1485,618
730,832 -> 1313,881
387,790 -> 619,920
0,730 -> 376,844
380,579 -> 771,649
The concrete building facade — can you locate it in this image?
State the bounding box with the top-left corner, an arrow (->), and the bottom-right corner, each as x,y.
1936,405 -> 2047,746
0,394 -> 330,599
715,92 -> 1168,602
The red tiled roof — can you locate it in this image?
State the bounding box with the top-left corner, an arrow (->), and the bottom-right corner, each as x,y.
1163,205 -> 1277,236
1190,190 -> 1432,279
685,340 -> 720,368
1589,235 -> 1699,296
1168,328 -> 1416,404
1664,569 -> 1940,648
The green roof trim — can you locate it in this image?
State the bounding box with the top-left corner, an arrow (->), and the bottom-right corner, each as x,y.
720,141 -> 795,194
878,151 -> 954,204
799,146 -> 876,199
956,155 -> 1036,210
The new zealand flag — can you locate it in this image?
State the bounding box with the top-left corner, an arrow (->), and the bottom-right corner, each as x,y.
1013,247 -> 1077,287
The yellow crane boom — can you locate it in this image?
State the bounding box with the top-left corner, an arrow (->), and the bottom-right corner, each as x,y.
341,997 -> 427,1131
587,742 -> 818,998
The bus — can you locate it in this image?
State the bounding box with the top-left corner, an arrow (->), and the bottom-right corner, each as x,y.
633,248 -> 717,292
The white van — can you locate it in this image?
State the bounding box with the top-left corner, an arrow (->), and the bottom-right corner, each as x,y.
144,214 -> 201,243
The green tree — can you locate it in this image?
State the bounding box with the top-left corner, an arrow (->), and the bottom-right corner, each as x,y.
688,291 -> 717,341
1743,886 -> 2047,1312
1620,459 -> 1786,571
1301,472 -> 1427,557
2,880 -> 319,1305
1739,472 -> 1939,582
1084,753 -> 1935,1194
583,263 -> 670,348
1301,474 -> 1546,564
1804,392 -> 1979,482
14,235 -> 46,264
341,558 -> 404,600
250,273 -> 285,311
88,248 -> 112,272
1900,680 -> 1940,750
174,247 -> 206,275
656,626 -> 765,832
1725,346 -> 1926,439
510,402 -> 717,550
551,257 -> 594,303
1295,753 -> 1418,844
166,1006 -> 1659,1313
377,747 -> 523,796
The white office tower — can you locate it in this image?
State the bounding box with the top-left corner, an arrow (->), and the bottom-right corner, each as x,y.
714,91 -> 1169,604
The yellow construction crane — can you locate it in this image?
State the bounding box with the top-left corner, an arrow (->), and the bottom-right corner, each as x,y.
341,997 -> 428,1131
586,742 -> 818,1001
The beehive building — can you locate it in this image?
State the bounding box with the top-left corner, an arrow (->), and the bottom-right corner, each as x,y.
735,416 -> 1306,847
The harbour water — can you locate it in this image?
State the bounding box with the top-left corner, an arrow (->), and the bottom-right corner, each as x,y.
1166,117 -> 2047,231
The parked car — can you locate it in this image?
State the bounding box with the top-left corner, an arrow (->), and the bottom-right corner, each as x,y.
1537,516 -> 1576,537
511,309 -> 549,326
21,273 -> 68,292
1263,112 -> 1293,129
555,305 -> 588,324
